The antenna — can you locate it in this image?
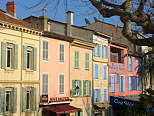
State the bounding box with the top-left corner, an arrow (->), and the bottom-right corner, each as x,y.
41,8 -> 46,17
84,18 -> 90,25
94,17 -> 99,22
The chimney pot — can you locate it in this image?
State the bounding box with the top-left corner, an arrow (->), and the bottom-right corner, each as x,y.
6,2 -> 16,17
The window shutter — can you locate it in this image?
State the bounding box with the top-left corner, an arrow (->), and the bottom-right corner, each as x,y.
89,81 -> 92,96
1,42 -> 6,69
110,75 -> 115,92
22,87 -> 27,112
136,58 -> 138,72
93,47 -> 96,56
104,89 -> 107,102
123,76 -> 125,92
0,88 -> 4,114
95,64 -> 99,79
128,75 -> 131,90
85,53 -> 89,69
14,44 -> 18,69
119,76 -> 122,92
72,80 -> 75,97
106,46 -> 108,58
98,44 -> 100,57
88,107 -> 92,116
128,56 -> 130,71
83,80 -> 86,96
79,108 -> 83,116
32,87 -> 36,111
12,87 -> 17,113
93,89 -> 96,102
3,88 -> 6,114
104,65 -> 107,80
33,48 -> 37,71
102,45 -> 104,58
22,46 -> 27,70
140,76 -> 142,90
79,80 -> 82,96
98,89 -> 101,102
132,57 -> 134,71
74,51 -> 79,68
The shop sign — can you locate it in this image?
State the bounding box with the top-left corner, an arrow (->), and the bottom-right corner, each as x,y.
41,95 -> 48,103
110,96 -> 139,108
110,64 -> 126,70
50,97 -> 70,102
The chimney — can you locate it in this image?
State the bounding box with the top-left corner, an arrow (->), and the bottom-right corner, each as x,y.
66,11 -> 74,36
6,2 -> 16,17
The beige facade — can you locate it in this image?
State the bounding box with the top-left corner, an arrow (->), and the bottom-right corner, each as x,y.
0,20 -> 41,116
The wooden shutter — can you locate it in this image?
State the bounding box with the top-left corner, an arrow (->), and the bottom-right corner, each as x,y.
93,46 -> 96,56
33,47 -> 37,71
22,87 -> 27,112
106,46 -> 108,58
59,74 -> 64,94
93,89 -> 96,102
79,80 -> 82,96
22,46 -> 27,70
104,89 -> 107,102
104,65 -> 107,80
110,75 -> 115,92
123,76 -> 125,92
85,53 -> 89,69
3,88 -> 6,114
98,89 -> 101,102
102,45 -> 104,58
72,80 -> 75,97
83,80 -> 86,96
95,64 -> 99,79
74,51 -> 79,68
89,81 -> 92,96
42,74 -> 48,95
132,57 -> 134,71
88,107 -> 92,116
98,44 -> 100,57
14,44 -> 18,69
128,75 -> 131,90
12,87 -> 17,113
32,87 -> 36,111
128,56 -> 130,71
1,42 -> 6,69
0,88 -> 4,114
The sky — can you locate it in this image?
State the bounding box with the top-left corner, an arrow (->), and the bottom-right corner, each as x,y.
0,0 -> 123,26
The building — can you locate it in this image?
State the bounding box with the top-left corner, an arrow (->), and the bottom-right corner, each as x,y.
0,2 -> 41,116
92,33 -> 111,116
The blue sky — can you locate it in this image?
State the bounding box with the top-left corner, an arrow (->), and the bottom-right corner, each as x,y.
0,0 -> 123,26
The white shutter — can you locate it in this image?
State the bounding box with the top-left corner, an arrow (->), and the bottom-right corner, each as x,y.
43,40 -> 48,60
59,44 -> 64,62
42,74 -> 48,95
59,74 -> 64,94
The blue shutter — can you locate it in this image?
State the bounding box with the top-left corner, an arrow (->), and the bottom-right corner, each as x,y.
93,47 -> 96,56
102,45 -> 104,58
123,76 -> 125,92
95,64 -> 99,79
120,76 -> 125,92
106,46 -> 108,58
119,76 -> 122,92
98,89 -> 101,102
110,75 -> 115,92
104,65 -> 107,80
93,89 -> 97,102
128,56 -> 130,71
128,75 -> 131,90
132,76 -> 137,90
132,57 -> 134,71
104,89 -> 107,102
98,44 -> 100,57
136,58 -> 138,72
140,76 -> 142,90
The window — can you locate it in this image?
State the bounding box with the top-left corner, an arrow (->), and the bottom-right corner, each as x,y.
94,44 -> 100,57
5,88 -> 12,113
103,45 -> 108,58
72,80 -> 82,96
110,46 -> 124,63
83,80 -> 91,96
59,74 -> 64,94
43,40 -> 48,61
42,74 -> 48,95
93,89 -> 101,102
85,53 -> 89,69
128,76 -> 138,91
119,76 -> 125,92
128,56 -> 134,71
22,87 -> 36,112
23,46 -> 37,70
59,43 -> 65,62
74,51 -> 79,68
1,42 -> 18,69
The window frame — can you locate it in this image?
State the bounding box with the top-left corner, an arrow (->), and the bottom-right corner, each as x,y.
26,46 -> 33,70
5,88 -> 13,113
74,80 -> 80,96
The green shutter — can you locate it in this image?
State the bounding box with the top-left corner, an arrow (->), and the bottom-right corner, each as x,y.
79,80 -> 82,96
80,108 -> 83,116
33,48 -> 37,71
3,88 -> 6,114
14,44 -> 18,69
23,46 -> 27,70
1,42 -> 6,69
85,53 -> 89,69
83,80 -> 86,96
22,87 -> 27,112
0,88 -> 4,114
89,81 -> 92,96
12,87 -> 17,113
74,51 -> 79,68
88,107 -> 92,116
75,108 -> 83,116
72,80 -> 75,97
77,51 -> 79,68
32,87 -> 36,111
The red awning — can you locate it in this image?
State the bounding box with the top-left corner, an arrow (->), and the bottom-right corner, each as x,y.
44,105 -> 82,115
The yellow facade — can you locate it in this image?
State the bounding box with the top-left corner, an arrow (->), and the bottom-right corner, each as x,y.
0,21 -> 41,116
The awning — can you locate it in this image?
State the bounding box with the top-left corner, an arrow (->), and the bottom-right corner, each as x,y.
44,105 -> 82,115
94,103 -> 111,111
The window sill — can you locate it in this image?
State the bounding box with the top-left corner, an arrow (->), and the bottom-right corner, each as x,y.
25,69 -> 34,72
85,68 -> 90,70
74,67 -> 79,69
5,68 -> 15,71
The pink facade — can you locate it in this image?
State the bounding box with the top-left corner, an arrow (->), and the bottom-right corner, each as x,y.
40,36 -> 70,103
109,43 -> 141,97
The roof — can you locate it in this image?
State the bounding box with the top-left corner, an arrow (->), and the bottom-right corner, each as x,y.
0,10 -> 40,31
